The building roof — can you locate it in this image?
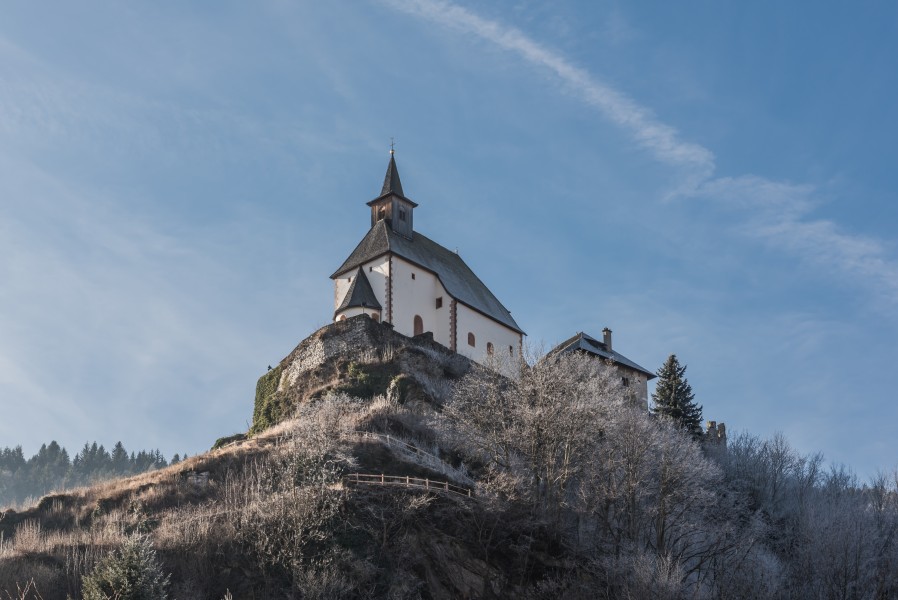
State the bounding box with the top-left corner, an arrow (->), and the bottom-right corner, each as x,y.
366,155 -> 418,208
381,153 -> 404,197
335,266 -> 382,315
550,332 -> 656,378
331,220 -> 524,334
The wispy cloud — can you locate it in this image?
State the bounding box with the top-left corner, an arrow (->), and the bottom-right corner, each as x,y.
383,0 -> 714,176
383,0 -> 898,306
694,176 -> 898,300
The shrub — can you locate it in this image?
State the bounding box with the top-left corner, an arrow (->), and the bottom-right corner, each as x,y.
81,536 -> 170,600
211,433 -> 247,451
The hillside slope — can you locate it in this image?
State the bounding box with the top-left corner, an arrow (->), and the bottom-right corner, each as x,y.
4,316 -> 898,599
0,317 -> 563,599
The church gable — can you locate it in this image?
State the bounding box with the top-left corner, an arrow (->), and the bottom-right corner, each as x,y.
331,220 -> 523,335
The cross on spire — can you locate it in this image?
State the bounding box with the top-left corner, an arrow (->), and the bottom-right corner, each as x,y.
390,137 -> 395,155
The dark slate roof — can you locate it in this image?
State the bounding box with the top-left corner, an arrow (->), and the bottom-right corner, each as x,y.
336,267 -> 382,314
331,220 -> 524,334
381,154 -> 404,197
550,332 -> 655,378
367,155 -> 418,207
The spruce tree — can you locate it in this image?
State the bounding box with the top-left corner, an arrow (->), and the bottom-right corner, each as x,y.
111,442 -> 130,475
651,354 -> 703,438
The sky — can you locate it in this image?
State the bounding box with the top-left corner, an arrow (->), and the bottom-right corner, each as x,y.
1,1 -> 896,478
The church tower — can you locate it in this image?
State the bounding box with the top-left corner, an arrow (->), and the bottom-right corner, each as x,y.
366,151 -> 418,239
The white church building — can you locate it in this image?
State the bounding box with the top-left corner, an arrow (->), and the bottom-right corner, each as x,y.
331,153 -> 525,364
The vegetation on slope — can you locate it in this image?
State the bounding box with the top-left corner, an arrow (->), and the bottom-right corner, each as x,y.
2,348 -> 898,599
0,442 -> 178,509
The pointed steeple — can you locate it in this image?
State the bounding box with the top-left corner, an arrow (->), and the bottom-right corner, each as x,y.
381,152 -> 404,197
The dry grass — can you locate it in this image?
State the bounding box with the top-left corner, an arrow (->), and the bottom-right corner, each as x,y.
0,392 -> 491,597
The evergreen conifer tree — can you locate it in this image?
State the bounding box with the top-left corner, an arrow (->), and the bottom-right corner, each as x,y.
111,442 -> 130,475
651,354 -> 703,438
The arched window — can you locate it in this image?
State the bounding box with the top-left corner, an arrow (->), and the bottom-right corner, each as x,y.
413,315 -> 424,336
467,332 -> 476,347
486,342 -> 494,355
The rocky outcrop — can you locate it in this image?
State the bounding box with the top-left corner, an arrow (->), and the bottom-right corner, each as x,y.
251,315 -> 472,433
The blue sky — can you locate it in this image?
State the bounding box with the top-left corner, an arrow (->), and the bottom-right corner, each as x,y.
1,1 -> 896,478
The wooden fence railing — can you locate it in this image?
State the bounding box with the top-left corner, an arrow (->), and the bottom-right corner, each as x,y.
350,431 -> 474,486
343,473 -> 473,498
351,431 -> 435,460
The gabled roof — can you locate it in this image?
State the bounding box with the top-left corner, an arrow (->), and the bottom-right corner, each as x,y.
336,267 -> 382,315
550,332 -> 655,378
331,220 -> 524,334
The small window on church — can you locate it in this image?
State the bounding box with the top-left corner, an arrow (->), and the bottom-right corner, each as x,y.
467,332 -> 476,347
369,266 -> 373,272
487,342 -> 494,355
337,314 -> 347,321
509,345 -> 514,356
377,207 -> 386,221
435,297 -> 443,309
622,377 -> 630,387
399,208 -> 406,222
411,273 -> 416,280
371,313 -> 380,323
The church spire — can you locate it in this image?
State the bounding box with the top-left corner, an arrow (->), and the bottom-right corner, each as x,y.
381,152 -> 404,197
368,150 -> 417,238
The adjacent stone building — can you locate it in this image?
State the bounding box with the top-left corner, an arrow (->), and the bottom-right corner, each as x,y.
548,328 -> 656,406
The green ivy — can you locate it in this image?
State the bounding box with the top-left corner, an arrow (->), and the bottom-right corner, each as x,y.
250,364 -> 285,434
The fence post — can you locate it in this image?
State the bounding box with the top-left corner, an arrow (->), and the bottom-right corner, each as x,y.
381,473 -> 384,484
425,478 -> 429,490
444,481 -> 449,491
406,476 -> 409,486
467,488 -> 471,497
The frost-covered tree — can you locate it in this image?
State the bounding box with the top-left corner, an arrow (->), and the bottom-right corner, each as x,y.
447,351 -> 620,512
651,354 -> 703,438
82,536 -> 170,600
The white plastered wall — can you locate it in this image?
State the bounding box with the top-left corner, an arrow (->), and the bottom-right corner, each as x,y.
335,254 -> 523,367
389,257 -> 452,348
455,302 -> 522,364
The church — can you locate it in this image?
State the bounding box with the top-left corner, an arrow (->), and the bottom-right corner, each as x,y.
331,153 -> 525,364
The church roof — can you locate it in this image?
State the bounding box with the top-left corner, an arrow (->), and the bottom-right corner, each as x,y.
336,266 -> 382,314
549,332 -> 655,378
331,220 -> 524,334
381,154 -> 404,197
367,154 -> 418,207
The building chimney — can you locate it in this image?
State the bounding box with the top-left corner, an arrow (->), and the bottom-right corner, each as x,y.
602,327 -> 612,351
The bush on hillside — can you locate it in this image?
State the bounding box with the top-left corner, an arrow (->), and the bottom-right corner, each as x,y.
82,536 -> 170,600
